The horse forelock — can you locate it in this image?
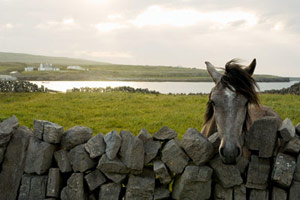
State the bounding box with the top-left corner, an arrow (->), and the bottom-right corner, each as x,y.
222,59 -> 259,106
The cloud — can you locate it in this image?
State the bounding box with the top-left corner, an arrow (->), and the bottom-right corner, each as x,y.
1,0 -> 300,76
95,23 -> 127,32
36,18 -> 78,30
130,5 -> 257,29
107,14 -> 122,20
75,51 -> 133,58
0,23 -> 14,29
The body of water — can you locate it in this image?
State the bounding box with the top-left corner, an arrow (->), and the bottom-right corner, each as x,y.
30,81 -> 299,94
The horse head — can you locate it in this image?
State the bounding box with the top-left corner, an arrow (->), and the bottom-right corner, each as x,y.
204,59 -> 259,164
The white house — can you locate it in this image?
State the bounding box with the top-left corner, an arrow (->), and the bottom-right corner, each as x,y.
38,63 -> 60,71
67,66 -> 84,70
25,66 -> 35,71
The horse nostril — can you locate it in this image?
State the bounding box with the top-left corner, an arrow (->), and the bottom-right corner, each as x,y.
220,147 -> 225,157
236,147 -> 241,157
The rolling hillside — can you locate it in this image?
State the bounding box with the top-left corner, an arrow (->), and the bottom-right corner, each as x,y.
0,52 -> 109,65
0,52 -> 290,82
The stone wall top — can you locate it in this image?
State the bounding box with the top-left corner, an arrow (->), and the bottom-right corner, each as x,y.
0,115 -> 299,200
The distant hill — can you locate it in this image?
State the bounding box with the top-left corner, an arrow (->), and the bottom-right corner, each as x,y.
0,52 -> 290,82
0,52 -> 109,65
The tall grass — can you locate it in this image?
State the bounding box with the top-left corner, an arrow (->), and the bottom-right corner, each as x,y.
0,93 -> 299,138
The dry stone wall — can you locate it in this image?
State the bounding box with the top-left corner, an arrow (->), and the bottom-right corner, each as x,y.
0,116 -> 300,200
0,81 -> 46,92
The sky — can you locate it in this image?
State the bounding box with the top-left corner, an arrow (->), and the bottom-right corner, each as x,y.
0,0 -> 300,77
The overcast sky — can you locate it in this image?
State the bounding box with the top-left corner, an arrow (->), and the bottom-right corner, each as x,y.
0,0 -> 300,76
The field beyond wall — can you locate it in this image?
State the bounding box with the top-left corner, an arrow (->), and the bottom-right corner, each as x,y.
0,92 -> 299,138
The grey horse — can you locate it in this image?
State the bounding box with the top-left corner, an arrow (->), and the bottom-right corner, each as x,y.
201,59 -> 281,164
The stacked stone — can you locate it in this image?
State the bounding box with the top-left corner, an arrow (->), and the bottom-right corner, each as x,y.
0,116 -> 300,200
0,81 -> 46,92
244,117 -> 300,200
69,86 -> 160,94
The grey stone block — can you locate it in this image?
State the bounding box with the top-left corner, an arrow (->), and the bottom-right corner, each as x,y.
272,187 -> 287,200
104,130 -> 121,160
84,169 -> 106,191
24,137 -> 56,175
249,189 -> 269,200
245,116 -> 278,158
0,115 -> 19,163
68,144 -> 96,172
47,168 -> 61,198
119,130 -> 144,171
43,122 -> 64,144
125,170 -> 155,200
296,123 -> 300,135
0,126 -> 31,200
33,119 -> 45,139
283,137 -> 300,154
209,156 -> 243,188
85,133 -> 106,159
18,174 -> 48,200
0,147 -> 6,164
214,184 -> 232,200
97,153 -> 129,174
279,118 -> 296,141
0,145 -> 6,165
172,165 -> 213,200
88,194 -> 96,200
161,139 -> 189,174
99,182 -> 121,200
234,184 -> 246,200
138,128 -> 152,143
246,155 -> 271,190
181,128 -> 214,165
236,156 -> 249,174
33,120 -> 61,142
153,126 -> 177,140
61,126 -> 93,150
154,187 -> 170,200
54,149 -> 72,173
144,139 -> 161,164
271,153 -> 296,188
102,171 -> 126,183
294,154 -> 300,181
289,181 -> 300,200
153,160 -> 171,185
60,173 -> 85,200
0,115 -> 19,145
208,131 -> 220,155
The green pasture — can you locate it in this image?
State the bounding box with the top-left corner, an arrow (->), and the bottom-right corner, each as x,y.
0,92 -> 299,138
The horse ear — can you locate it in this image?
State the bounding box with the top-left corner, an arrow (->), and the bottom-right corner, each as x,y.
245,58 -> 256,75
205,61 -> 221,84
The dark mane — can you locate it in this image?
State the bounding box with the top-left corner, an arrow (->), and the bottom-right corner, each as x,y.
204,59 -> 260,133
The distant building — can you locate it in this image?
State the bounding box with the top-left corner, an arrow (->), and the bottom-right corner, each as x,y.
38,63 -> 60,71
10,71 -> 22,77
25,66 -> 35,71
67,66 -> 84,70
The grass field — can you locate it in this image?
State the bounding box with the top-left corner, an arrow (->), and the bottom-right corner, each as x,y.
0,92 -> 299,138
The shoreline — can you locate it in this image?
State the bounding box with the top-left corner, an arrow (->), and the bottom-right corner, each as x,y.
19,78 -> 291,83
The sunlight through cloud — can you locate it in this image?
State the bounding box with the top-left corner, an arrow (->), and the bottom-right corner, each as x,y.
131,5 -> 257,28
75,50 -> 133,58
95,23 -> 127,32
63,18 -> 74,25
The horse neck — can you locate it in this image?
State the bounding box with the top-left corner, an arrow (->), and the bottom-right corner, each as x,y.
202,115 -> 217,137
